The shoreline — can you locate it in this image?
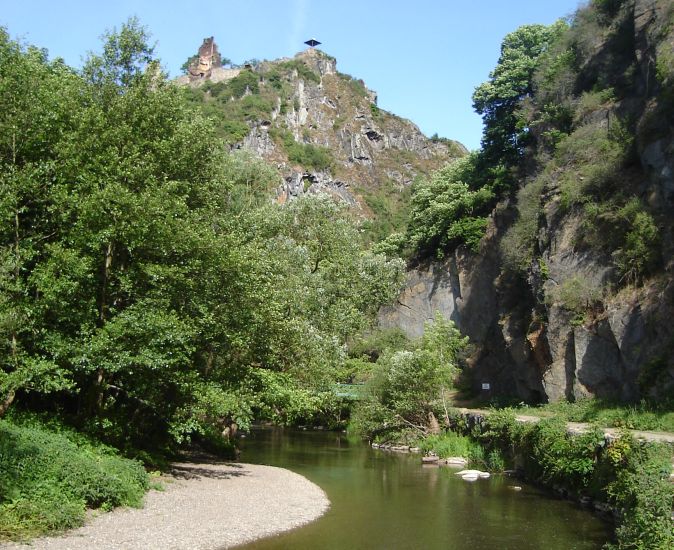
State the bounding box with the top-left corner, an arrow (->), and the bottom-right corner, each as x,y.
2,462 -> 330,550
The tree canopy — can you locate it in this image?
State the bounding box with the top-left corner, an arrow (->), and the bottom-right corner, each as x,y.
0,21 -> 404,450
473,22 -> 568,174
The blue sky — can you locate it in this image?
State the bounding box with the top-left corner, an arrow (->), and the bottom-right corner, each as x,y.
1,0 -> 583,150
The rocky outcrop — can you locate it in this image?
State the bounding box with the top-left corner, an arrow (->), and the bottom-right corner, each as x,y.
177,43 -> 466,217
382,228 -> 673,403
276,171 -> 360,208
379,1 -> 674,403
379,261 -> 460,339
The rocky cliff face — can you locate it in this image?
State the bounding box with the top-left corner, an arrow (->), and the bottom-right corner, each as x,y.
381,0 -> 674,403
179,46 -> 466,219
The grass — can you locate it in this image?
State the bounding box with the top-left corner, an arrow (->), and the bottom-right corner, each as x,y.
417,431 -> 507,472
359,180 -> 412,244
508,398 -> 674,433
0,415 -> 149,541
270,128 -> 334,171
418,432 -> 484,463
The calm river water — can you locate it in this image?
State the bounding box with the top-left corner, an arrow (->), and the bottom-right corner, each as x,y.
236,428 -> 612,550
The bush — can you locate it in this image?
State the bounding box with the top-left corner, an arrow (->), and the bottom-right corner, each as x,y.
272,129 -> 334,171
278,60 -> 320,84
573,89 -> 615,125
0,417 -> 148,541
287,141 -> 333,171
219,119 -> 250,143
528,418 -> 605,490
545,275 -> 603,322
337,73 -> 369,98
236,94 -> 275,120
467,408 -> 674,548
205,70 -> 260,99
347,328 -> 410,362
501,175 -> 545,273
407,155 -> 493,257
555,121 -> 630,210
614,210 -> 660,284
351,313 -> 468,439
606,441 -> 674,550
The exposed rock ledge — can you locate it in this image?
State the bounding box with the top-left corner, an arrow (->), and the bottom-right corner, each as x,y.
1,462 -> 329,550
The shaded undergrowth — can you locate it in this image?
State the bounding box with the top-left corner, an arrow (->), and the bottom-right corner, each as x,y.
0,415 -> 149,541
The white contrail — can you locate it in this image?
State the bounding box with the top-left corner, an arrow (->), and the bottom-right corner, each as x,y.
288,0 -> 309,55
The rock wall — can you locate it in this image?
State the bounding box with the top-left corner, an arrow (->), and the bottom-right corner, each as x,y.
380,1 -> 674,403
229,48 -> 465,213
381,208 -> 674,403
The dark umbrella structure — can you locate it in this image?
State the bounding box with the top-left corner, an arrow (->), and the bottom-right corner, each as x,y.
304,38 -> 321,48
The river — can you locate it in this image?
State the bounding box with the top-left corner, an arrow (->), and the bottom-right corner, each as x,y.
236,427 -> 612,549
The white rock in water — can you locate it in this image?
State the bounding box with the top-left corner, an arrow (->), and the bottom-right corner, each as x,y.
462,473 -> 479,481
479,472 -> 490,479
455,469 -> 483,476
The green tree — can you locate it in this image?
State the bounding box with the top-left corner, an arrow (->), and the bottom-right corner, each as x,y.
82,17 -> 155,89
181,54 -> 198,74
352,313 -> 468,438
407,154 -> 493,257
472,22 -> 567,189
0,20 -> 407,448
0,30 -> 80,415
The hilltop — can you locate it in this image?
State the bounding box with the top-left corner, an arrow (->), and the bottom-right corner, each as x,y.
177,40 -> 466,240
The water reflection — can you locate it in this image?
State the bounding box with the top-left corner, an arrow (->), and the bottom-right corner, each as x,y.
236,428 -> 611,550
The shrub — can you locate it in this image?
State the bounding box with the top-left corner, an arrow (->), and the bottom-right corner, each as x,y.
573,88 -> 615,125
347,328 -> 410,362
614,210 -> 660,284
236,94 -> 275,120
545,275 -> 603,321
528,418 -> 605,490
278,60 -> 320,84
407,155 -> 493,257
337,73 -> 369,98
487,449 -> 506,472
0,417 -> 148,541
226,70 -> 260,97
606,441 -> 674,549
555,121 -> 630,210
287,142 -> 333,171
656,40 -> 674,88
470,408 -> 674,548
206,70 -> 260,99
501,175 -> 545,273
272,129 -> 334,171
351,313 -> 468,439
219,119 -> 250,143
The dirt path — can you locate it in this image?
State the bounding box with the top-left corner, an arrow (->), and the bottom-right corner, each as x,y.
456,407 -> 674,445
2,462 -> 329,550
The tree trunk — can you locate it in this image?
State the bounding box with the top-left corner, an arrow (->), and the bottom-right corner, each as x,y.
99,242 -> 114,324
428,411 -> 441,435
91,242 -> 114,412
0,390 -> 16,417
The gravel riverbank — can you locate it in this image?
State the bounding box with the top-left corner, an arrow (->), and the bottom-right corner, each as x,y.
2,462 -> 329,550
